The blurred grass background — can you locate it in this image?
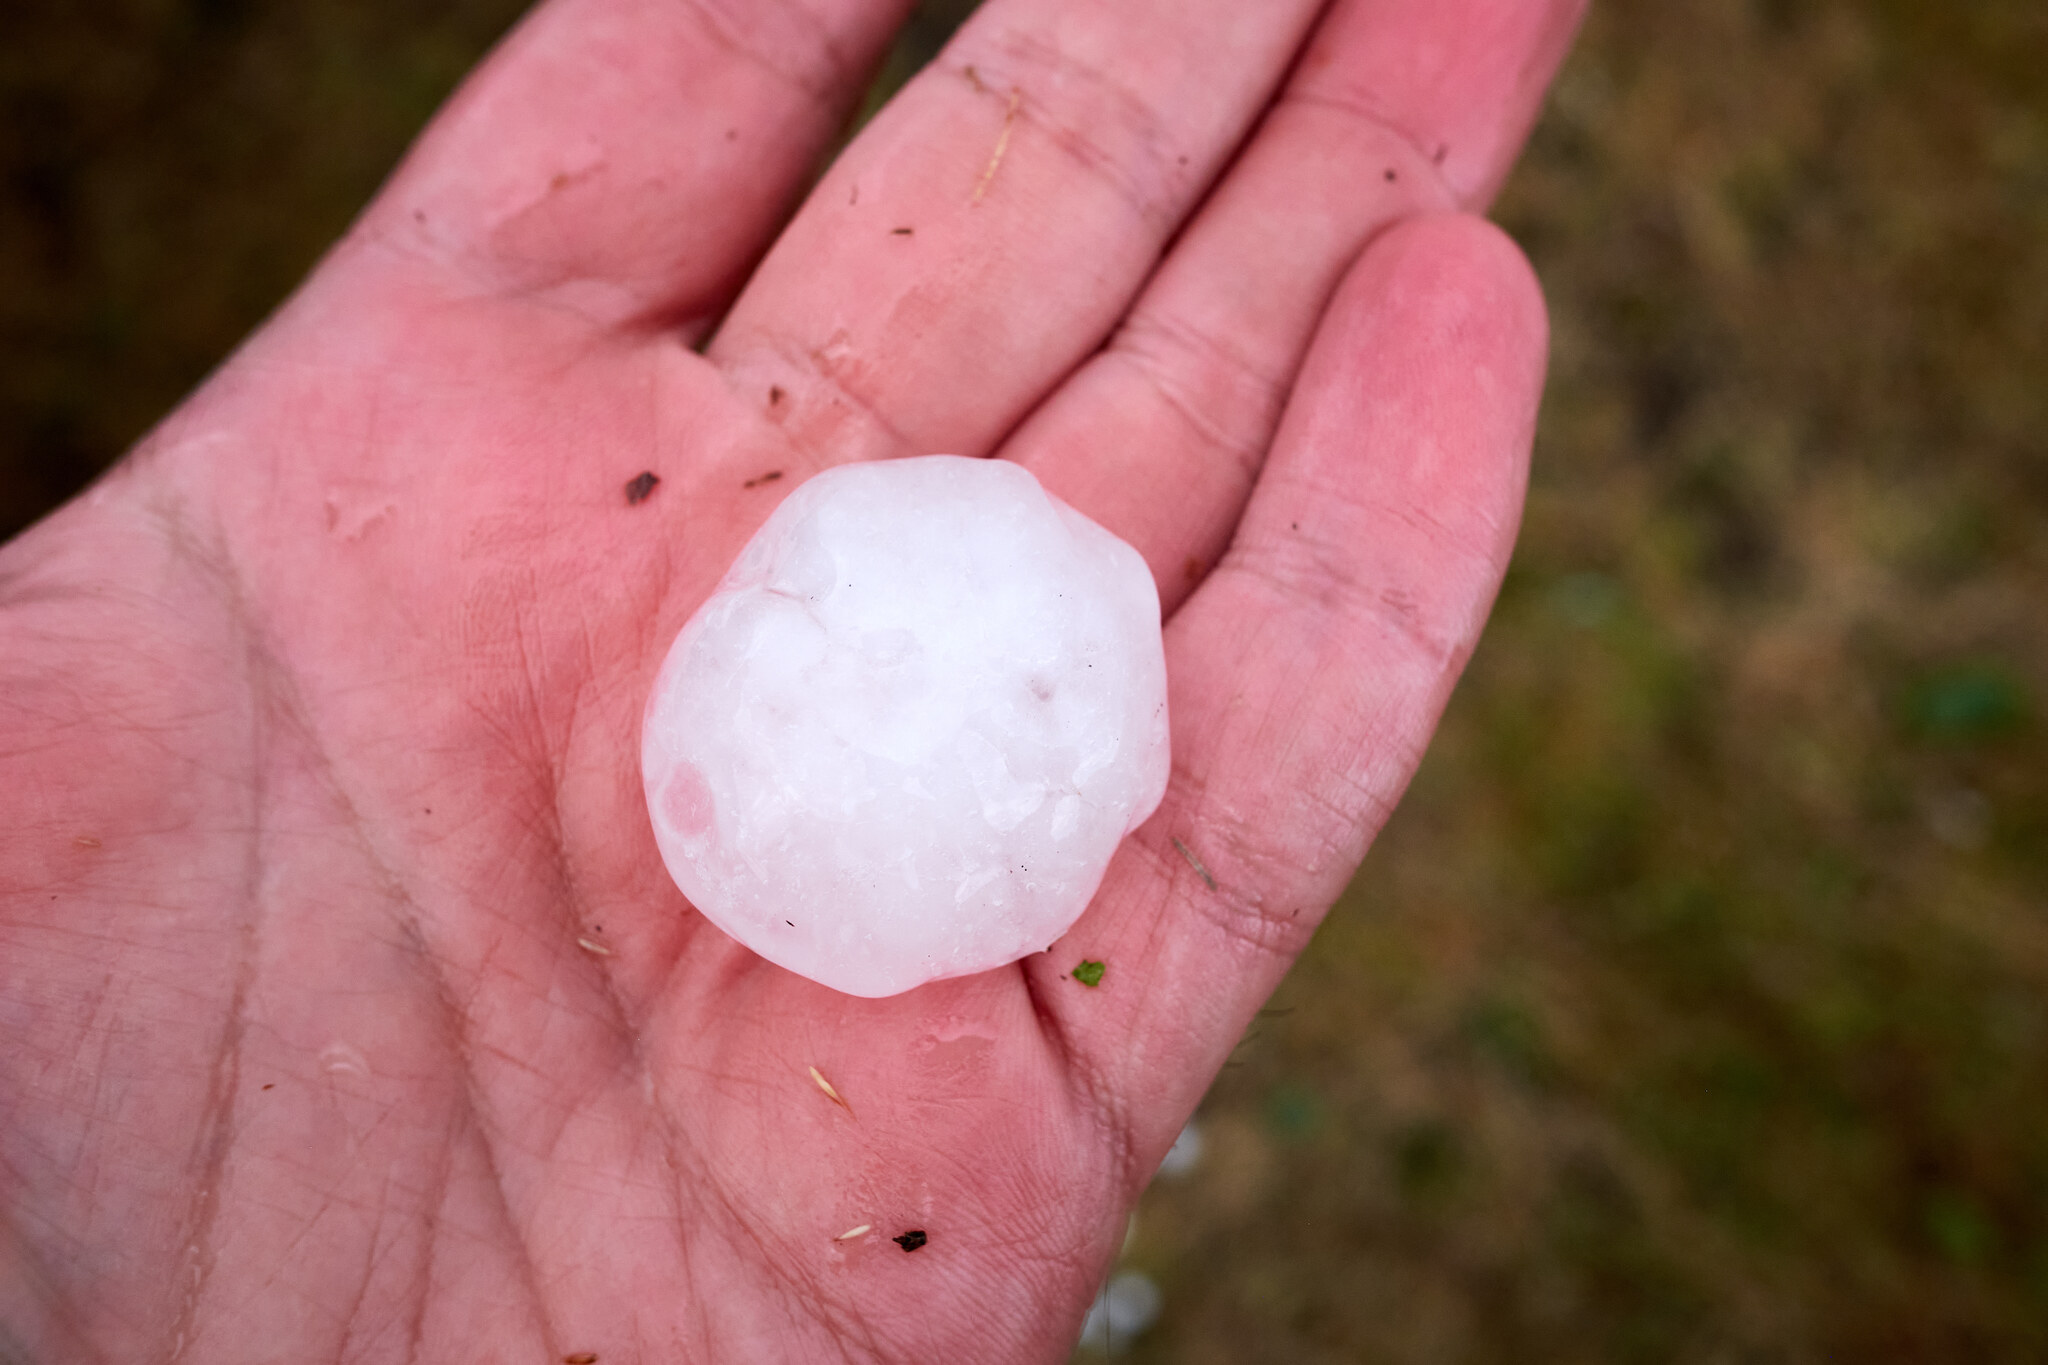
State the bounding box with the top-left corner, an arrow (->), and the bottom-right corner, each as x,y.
4,1 -> 2044,1360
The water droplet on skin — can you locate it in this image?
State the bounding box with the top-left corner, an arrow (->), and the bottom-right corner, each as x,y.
319,1043 -> 369,1078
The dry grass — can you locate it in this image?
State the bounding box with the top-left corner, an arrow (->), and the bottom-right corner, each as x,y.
1127,4 -> 2048,1361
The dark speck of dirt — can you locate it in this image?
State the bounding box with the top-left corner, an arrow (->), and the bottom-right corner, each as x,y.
565,1354 -> 599,1364
894,1230 -> 928,1252
745,470 -> 784,489
891,226 -> 914,236
1384,167 -> 1397,181
623,471 -> 659,505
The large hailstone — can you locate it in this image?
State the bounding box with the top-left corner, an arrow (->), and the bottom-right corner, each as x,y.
642,455 -> 1169,997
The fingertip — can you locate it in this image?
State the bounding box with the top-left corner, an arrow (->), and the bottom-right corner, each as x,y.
359,0 -> 915,328
1324,211 -> 1550,407
1225,211 -> 1551,667
1282,212 -> 1549,522
1294,0 -> 1588,208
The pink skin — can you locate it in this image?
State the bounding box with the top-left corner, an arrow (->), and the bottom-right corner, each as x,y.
0,0 -> 1577,1360
660,763 -> 716,843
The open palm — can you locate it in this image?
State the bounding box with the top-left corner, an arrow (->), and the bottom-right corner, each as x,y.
2,0 -> 1576,1358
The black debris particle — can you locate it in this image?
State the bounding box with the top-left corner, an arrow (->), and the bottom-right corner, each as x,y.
1074,960 -> 1106,988
891,226 -> 914,236
894,1230 -> 928,1252
1384,167 -> 1397,182
745,470 -> 784,489
769,385 -> 786,407
624,471 -> 660,505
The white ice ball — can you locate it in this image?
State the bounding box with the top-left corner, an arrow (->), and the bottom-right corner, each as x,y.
642,455 -> 1169,997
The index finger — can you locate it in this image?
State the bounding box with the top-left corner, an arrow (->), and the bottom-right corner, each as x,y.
353,0 -> 912,332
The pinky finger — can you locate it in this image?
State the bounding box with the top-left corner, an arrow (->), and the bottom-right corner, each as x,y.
1031,213 -> 1551,1171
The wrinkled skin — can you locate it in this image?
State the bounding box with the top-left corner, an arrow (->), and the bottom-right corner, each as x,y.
0,0 -> 1579,1359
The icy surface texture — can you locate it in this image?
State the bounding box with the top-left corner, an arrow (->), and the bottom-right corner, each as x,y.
642,456 -> 1170,998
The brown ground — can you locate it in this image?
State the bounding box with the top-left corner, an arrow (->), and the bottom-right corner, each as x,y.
4,2 -> 2044,1361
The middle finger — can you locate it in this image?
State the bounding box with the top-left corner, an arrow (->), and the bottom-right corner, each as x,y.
704,0 -> 1328,469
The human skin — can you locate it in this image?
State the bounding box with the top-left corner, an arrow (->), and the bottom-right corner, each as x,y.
0,0 -> 1580,1360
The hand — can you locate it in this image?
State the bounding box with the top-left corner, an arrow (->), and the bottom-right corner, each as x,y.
0,0 -> 1576,1358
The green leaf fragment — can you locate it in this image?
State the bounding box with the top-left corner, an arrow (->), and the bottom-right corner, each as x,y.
1074,959 -> 1105,987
